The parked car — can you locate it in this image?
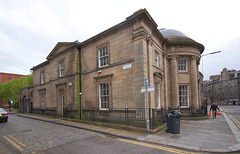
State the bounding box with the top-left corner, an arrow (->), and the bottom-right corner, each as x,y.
0,108 -> 8,122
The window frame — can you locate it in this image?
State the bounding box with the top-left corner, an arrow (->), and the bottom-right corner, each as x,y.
99,82 -> 110,110
98,45 -> 109,68
179,85 -> 189,108
40,71 -> 45,84
154,51 -> 159,67
178,59 -> 188,72
59,61 -> 65,77
155,82 -> 161,108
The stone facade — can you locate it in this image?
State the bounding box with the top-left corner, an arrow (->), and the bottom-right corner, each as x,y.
20,9 -> 204,116
203,68 -> 240,105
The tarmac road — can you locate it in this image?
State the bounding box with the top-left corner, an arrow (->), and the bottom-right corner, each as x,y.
0,115 -> 195,154
222,105 -> 240,129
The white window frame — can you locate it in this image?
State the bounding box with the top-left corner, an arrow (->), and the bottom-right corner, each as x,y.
179,85 -> 189,108
59,61 -> 65,77
98,45 -> 109,68
155,51 -> 159,67
40,71 -> 45,84
99,83 -> 109,110
155,82 -> 161,108
178,59 -> 187,71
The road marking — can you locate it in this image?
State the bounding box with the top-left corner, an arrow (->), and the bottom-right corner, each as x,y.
228,114 -> 240,129
99,135 -> 198,154
3,136 -> 23,151
8,135 -> 26,147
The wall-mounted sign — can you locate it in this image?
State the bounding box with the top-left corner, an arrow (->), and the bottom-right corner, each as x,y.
123,64 -> 132,70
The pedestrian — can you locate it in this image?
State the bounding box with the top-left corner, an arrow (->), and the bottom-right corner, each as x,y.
210,102 -> 220,119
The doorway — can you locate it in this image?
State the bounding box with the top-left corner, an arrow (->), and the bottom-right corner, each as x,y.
23,96 -> 27,113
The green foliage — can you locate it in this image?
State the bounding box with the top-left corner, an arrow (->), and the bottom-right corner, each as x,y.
0,73 -> 33,108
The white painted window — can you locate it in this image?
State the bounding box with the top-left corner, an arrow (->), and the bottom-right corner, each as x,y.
155,51 -> 159,67
59,61 -> 65,77
178,59 -> 187,71
179,85 -> 189,107
99,83 -> 109,109
155,82 -> 160,108
40,72 -> 45,84
98,45 -> 109,67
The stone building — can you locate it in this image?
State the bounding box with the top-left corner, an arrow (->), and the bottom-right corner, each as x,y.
19,9 -> 204,117
202,68 -> 240,105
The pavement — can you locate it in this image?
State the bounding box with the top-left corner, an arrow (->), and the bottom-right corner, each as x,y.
13,107 -> 240,153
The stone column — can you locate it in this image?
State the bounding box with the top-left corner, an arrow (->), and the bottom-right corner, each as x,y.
191,56 -> 199,113
163,53 -> 169,108
170,55 -> 179,108
133,30 -> 148,108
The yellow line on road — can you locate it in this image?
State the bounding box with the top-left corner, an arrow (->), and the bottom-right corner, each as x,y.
228,114 -> 240,128
8,135 -> 26,147
3,136 -> 23,151
100,135 -> 198,154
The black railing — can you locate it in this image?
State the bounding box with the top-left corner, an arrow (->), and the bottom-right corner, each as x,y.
83,107 -> 175,129
31,106 -> 206,129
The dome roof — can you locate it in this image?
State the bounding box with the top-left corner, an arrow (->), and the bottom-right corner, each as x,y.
160,29 -> 187,37
159,28 -> 204,52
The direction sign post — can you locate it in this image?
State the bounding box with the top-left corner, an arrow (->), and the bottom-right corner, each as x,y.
145,78 -> 150,133
141,78 -> 155,133
10,98 -> 14,112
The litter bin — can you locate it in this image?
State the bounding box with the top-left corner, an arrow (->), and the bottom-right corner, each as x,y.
165,110 -> 183,134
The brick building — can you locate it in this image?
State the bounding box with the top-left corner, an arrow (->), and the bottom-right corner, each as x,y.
202,68 -> 240,105
19,9 -> 204,119
0,72 -> 27,108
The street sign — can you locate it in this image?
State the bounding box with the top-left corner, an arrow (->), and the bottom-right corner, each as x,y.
145,78 -> 149,87
141,87 -> 155,93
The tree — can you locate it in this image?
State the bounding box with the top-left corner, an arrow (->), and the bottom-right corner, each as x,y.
0,74 -> 33,108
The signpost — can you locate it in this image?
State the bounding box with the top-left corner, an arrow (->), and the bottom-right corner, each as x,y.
10,98 -> 14,112
141,78 -> 154,133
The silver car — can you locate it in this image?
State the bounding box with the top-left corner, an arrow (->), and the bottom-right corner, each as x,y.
0,108 -> 8,122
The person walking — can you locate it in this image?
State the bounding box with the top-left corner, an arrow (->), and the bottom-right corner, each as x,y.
210,102 -> 220,119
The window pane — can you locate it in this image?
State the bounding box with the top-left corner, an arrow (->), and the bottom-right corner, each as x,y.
100,83 -> 109,109
178,60 -> 187,71
179,85 -> 189,107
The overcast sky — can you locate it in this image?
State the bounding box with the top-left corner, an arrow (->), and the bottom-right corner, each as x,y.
0,0 -> 239,80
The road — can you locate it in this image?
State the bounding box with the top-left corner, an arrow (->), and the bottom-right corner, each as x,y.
222,105 -> 240,129
0,115 -> 194,154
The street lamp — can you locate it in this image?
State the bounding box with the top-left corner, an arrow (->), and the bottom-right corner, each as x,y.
201,51 -> 221,75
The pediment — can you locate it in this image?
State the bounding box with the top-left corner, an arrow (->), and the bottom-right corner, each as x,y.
46,42 -> 75,60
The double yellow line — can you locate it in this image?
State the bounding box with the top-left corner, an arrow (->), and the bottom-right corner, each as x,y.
2,135 -> 26,152
99,135 -> 199,154
228,114 -> 240,129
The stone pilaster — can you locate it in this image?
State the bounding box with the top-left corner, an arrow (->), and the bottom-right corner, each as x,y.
191,56 -> 199,113
133,28 -> 148,108
170,55 -> 179,108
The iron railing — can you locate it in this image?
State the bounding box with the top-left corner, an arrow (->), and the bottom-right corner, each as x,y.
31,106 -> 207,129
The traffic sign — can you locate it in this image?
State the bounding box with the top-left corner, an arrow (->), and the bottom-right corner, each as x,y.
141,87 -> 155,93
145,78 -> 149,87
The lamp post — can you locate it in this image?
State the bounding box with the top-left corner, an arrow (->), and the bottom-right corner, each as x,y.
201,51 -> 221,75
